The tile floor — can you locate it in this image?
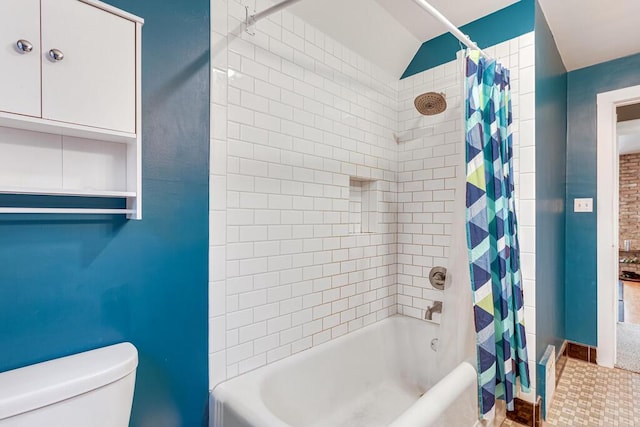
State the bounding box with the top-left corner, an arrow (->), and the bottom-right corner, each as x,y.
502,358 -> 640,426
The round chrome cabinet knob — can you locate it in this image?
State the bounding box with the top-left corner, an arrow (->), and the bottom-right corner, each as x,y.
16,39 -> 33,53
48,49 -> 64,62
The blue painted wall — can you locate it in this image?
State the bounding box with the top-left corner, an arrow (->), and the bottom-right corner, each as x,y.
401,0 -> 534,79
565,53 -> 640,345
533,1 -> 567,367
0,0 -> 210,426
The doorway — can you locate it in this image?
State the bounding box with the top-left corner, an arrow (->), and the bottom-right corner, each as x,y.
616,103 -> 640,372
596,84 -> 640,369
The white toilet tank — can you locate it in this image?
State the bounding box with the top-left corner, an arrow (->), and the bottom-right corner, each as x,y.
0,342 -> 138,427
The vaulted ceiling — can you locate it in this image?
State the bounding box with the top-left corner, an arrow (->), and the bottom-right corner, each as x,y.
287,0 -> 518,78
538,0 -> 640,71
287,0 -> 640,77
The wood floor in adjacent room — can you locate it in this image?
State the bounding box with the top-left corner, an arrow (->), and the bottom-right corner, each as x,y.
623,280 -> 640,324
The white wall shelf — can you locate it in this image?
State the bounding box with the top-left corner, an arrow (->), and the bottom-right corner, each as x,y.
0,113 -> 137,145
0,0 -> 143,219
0,187 -> 136,198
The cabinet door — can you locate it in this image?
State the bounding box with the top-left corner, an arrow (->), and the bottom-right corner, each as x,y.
41,0 -> 136,133
0,0 -> 41,117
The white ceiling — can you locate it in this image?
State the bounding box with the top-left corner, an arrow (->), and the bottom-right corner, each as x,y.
538,0 -> 640,71
287,0 -> 517,78
374,0 -> 518,41
618,119 -> 640,155
288,0 -> 419,78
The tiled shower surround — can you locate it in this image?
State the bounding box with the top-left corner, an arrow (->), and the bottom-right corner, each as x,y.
397,36 -> 538,402
210,0 -> 537,401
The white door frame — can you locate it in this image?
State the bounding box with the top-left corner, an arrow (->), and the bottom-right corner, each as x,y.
596,84 -> 640,368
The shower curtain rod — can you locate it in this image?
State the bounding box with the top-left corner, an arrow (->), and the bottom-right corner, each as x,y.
247,0 -> 492,61
412,0 -> 492,60
246,0 -> 304,29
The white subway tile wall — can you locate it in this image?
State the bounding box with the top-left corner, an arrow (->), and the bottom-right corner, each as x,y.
210,0 -> 400,386
210,0 -> 536,402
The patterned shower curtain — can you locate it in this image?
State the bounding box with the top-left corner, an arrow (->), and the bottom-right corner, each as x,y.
464,50 -> 530,419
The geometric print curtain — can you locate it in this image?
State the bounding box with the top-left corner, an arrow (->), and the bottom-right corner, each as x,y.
464,50 -> 531,419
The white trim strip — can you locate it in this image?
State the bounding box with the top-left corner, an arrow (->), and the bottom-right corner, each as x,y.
0,208 -> 134,215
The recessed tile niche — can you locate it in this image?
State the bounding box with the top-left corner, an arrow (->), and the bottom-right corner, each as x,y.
349,177 -> 378,234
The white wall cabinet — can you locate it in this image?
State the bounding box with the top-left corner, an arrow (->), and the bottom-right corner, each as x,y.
0,0 -> 41,117
42,0 -> 136,133
0,0 -> 143,219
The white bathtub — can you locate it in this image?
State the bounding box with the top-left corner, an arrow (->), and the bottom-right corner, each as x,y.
211,315 -> 478,427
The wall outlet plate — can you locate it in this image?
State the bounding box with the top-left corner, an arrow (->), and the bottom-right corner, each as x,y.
574,198 -> 593,213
